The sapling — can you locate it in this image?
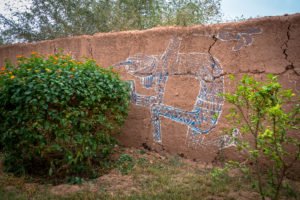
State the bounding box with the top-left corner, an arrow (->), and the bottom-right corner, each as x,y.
224,74 -> 300,200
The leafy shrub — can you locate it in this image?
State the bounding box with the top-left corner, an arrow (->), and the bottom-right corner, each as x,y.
116,154 -> 135,175
224,74 -> 300,200
0,52 -> 130,178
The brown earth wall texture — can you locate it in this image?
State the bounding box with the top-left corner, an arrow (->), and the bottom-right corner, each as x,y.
0,14 -> 300,165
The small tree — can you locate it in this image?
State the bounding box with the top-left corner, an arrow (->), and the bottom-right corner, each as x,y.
224,74 -> 300,200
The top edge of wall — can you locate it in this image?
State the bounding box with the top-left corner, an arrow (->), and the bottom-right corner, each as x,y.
1,13 -> 299,49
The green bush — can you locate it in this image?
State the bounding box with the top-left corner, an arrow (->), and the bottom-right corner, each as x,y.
0,52 -> 130,178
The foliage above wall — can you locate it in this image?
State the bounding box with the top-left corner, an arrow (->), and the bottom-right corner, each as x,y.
0,0 -> 221,44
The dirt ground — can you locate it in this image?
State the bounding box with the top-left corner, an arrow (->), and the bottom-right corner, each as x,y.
1,146 -> 300,200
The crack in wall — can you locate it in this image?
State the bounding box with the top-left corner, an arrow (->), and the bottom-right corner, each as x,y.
281,21 -> 299,76
208,34 -> 223,82
87,37 -> 94,59
281,23 -> 291,62
209,70 -> 266,80
172,70 -> 265,77
172,67 -> 298,80
53,43 -> 57,54
171,23 -> 298,79
208,35 -> 218,65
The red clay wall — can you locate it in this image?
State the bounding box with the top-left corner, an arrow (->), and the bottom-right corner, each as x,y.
0,14 -> 299,163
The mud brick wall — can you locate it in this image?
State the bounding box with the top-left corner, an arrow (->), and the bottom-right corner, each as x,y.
1,14 -> 299,163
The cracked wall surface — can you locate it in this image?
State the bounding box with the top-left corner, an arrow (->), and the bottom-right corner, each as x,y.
0,14 -> 299,163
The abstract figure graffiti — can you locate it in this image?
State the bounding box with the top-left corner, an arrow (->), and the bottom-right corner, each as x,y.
115,37 -> 224,143
188,128 -> 240,150
217,27 -> 262,51
114,27 -> 262,148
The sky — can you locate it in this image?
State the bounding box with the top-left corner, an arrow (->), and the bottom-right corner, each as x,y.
0,0 -> 300,21
222,0 -> 300,20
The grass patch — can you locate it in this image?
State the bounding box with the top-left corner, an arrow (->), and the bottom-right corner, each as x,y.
0,148 -> 299,200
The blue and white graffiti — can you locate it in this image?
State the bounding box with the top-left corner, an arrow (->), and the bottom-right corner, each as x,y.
114,27 -> 261,148
115,37 -> 224,143
217,27 -> 262,51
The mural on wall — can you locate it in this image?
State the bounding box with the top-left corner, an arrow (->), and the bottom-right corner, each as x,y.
186,127 -> 240,150
217,27 -> 262,51
115,27 -> 262,149
115,37 -> 224,143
